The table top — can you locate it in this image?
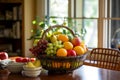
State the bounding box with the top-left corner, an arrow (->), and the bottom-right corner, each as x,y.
0,65 -> 120,80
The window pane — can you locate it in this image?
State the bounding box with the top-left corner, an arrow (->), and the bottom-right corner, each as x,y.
49,0 -> 68,17
72,19 -> 98,48
111,20 -> 120,49
111,0 -> 120,18
49,0 -> 68,25
108,0 -> 120,50
84,0 -> 98,18
84,19 -> 98,48
83,0 -> 98,48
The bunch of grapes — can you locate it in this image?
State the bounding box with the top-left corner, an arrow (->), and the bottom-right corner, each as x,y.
29,39 -> 48,56
45,41 -> 64,56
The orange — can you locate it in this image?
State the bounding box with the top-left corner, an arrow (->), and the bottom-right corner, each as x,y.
73,46 -> 85,55
56,48 -> 67,57
63,41 -> 73,50
80,43 -> 87,52
57,34 -> 69,42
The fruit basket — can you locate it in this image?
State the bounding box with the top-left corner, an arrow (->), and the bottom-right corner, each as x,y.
30,25 -> 88,73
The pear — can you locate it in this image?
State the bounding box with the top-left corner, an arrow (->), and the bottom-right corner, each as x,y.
26,62 -> 36,68
50,35 -> 57,43
34,60 -> 41,67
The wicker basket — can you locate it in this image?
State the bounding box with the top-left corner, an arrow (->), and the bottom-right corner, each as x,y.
38,53 -> 87,73
37,25 -> 88,73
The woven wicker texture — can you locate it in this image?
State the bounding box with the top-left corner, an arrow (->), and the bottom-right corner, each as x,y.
84,48 -> 120,71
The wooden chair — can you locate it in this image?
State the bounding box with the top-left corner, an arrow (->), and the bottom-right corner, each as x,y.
84,48 -> 120,71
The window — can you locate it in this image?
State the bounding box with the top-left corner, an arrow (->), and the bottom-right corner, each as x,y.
46,0 -> 68,25
104,0 -> 120,49
46,0 -> 98,48
49,0 -> 68,17
45,0 -> 120,49
83,0 -> 98,48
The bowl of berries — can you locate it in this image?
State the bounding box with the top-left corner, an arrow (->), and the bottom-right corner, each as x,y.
29,25 -> 88,73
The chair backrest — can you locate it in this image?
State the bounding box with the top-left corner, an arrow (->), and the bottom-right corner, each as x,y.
84,48 -> 120,71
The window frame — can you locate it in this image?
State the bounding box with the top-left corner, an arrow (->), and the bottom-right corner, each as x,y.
44,0 -> 118,48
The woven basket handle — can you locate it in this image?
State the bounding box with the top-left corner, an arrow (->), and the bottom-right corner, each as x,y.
41,25 -> 76,39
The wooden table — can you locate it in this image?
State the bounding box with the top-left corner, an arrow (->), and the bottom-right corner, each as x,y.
0,65 -> 120,80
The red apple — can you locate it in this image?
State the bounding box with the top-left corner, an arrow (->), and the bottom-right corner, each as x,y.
15,57 -> 31,62
22,58 -> 30,62
30,58 -> 36,62
67,50 -> 76,56
0,52 -> 8,60
71,37 -> 82,46
15,57 -> 23,62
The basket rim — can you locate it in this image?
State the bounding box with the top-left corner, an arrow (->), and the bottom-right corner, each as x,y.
41,25 -> 76,39
37,52 -> 88,59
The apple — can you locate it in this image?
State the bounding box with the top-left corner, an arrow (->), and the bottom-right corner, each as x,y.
0,52 -> 8,60
67,50 -> 76,56
16,57 -> 31,62
30,58 -> 36,62
15,57 -> 23,62
22,58 -> 30,62
71,37 -> 82,46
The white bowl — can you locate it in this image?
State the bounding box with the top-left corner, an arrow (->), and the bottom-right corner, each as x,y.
22,70 -> 41,77
7,61 -> 24,73
23,65 -> 42,71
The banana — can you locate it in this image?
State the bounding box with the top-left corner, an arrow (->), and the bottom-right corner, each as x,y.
53,31 -> 62,35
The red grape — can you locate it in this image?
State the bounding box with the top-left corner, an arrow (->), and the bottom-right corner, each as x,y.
29,39 -> 48,56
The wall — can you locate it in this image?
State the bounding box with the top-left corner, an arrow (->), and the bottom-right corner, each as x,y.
23,0 -> 45,57
24,0 -> 36,57
36,0 -> 45,20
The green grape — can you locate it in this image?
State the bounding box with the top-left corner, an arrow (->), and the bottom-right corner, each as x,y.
54,41 -> 58,45
46,48 -> 49,51
53,50 -> 56,54
58,40 -> 62,44
47,51 -> 51,55
56,44 -> 59,48
58,45 -> 61,48
48,43 -> 53,47
50,50 -> 54,53
53,43 -> 56,47
60,45 -> 64,48
49,46 -> 53,49
53,47 -> 57,51
45,39 -> 64,56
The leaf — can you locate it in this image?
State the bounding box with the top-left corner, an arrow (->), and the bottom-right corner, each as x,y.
52,20 -> 57,24
81,28 -> 87,35
27,36 -> 35,40
32,20 -> 37,25
39,21 -> 45,28
50,16 -> 58,18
